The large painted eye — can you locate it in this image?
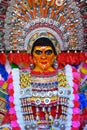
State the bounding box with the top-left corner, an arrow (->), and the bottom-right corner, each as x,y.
45,50 -> 53,55
35,50 -> 42,55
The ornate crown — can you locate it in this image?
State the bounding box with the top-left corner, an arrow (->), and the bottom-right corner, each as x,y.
24,29 -> 63,54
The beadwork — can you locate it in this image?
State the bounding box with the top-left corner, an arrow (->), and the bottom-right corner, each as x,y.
8,65 -> 80,130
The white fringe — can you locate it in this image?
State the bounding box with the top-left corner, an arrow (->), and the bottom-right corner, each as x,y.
12,68 -> 25,130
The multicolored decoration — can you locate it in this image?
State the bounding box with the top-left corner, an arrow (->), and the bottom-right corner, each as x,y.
7,65 -> 80,130
6,51 -> 87,68
0,0 -> 87,130
2,0 -> 86,51
0,62 -> 12,129
78,58 -> 87,129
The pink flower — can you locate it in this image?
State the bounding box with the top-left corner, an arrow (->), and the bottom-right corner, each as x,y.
0,80 -> 4,86
73,72 -> 79,78
11,121 -> 19,127
9,96 -> 14,102
73,108 -> 80,114
9,108 -> 16,114
72,121 -> 80,128
8,83 -> 13,90
73,83 -> 78,91
74,94 -> 79,100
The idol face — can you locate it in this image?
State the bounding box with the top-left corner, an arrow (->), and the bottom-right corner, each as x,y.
32,46 -> 56,72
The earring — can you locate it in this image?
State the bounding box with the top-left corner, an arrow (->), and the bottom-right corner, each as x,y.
30,63 -> 35,69
53,59 -> 58,69
29,54 -> 35,69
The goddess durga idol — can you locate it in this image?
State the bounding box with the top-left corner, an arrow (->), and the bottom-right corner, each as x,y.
7,34 -> 80,130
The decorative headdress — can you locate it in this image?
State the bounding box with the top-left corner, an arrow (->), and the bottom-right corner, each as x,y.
25,29 -> 61,54
3,0 -> 85,52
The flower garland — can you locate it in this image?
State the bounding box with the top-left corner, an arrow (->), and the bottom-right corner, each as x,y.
7,53 -> 34,66
7,52 -> 87,68
79,60 -> 87,129
0,61 -> 12,129
65,65 -> 80,130
0,52 -> 86,67
58,52 -> 86,68
8,69 -> 21,130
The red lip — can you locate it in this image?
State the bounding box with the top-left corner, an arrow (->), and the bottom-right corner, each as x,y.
41,62 -> 47,64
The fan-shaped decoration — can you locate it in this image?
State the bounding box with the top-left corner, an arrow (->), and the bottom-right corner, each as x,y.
3,0 -> 86,52
79,2 -> 87,50
0,0 -> 9,51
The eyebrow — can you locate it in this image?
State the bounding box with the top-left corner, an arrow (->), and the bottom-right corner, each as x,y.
34,48 -> 53,51
34,49 -> 53,52
34,49 -> 53,54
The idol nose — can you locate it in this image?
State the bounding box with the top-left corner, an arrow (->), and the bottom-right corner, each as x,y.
41,53 -> 47,60
41,56 -> 47,60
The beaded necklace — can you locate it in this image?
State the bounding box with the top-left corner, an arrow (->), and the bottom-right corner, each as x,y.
19,68 -> 72,130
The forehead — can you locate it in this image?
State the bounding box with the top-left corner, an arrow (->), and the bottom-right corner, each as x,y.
33,46 -> 53,50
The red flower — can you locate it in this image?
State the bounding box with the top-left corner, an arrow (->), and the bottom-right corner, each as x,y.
10,102 -> 15,107
12,127 -> 21,130
7,78 -> 13,84
72,114 -> 80,121
8,53 -> 14,63
10,114 -> 17,120
8,89 -> 14,95
0,53 -> 6,64
73,87 -> 77,94
79,52 -> 86,62
73,78 -> 79,85
73,101 -> 80,108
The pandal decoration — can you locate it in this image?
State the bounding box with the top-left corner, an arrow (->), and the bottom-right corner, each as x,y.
7,51 -> 87,68
0,0 -> 86,130
0,51 -> 87,67
0,62 -> 12,130
4,0 -> 85,51
78,60 -> 87,129
7,65 -> 80,130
